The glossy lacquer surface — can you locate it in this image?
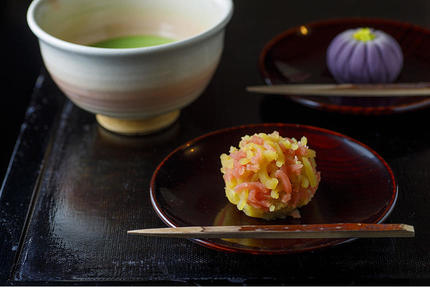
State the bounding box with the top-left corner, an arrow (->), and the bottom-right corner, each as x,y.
3,0 -> 430,284
151,124 -> 397,254
260,18 -> 430,114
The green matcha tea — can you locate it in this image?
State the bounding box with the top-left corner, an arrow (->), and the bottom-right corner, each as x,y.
91,35 -> 175,48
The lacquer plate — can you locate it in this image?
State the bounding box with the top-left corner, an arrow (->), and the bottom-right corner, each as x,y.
259,18 -> 430,115
150,124 -> 397,254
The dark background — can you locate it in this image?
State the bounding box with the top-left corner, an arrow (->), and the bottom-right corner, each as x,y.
1,0 -> 41,180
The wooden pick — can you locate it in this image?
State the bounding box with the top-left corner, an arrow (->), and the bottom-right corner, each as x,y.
246,83 -> 430,97
128,223 -> 414,239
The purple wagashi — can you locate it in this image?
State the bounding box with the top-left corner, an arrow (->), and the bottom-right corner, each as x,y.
326,28 -> 403,83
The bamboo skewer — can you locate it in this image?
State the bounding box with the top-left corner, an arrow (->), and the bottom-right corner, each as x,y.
127,223 -> 414,239
246,83 -> 430,97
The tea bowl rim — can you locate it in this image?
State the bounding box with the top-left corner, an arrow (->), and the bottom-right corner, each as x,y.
27,0 -> 234,56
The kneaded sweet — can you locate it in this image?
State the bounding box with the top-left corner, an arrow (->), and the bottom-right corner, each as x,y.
327,27 -> 403,83
220,131 -> 320,220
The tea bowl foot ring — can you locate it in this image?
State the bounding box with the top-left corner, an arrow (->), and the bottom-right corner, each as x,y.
96,110 -> 180,135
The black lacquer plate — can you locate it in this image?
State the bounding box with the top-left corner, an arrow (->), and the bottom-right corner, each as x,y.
150,123 -> 397,254
259,18 -> 430,115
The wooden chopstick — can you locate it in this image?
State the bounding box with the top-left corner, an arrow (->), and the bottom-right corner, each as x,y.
127,223 -> 414,239
246,83 -> 430,97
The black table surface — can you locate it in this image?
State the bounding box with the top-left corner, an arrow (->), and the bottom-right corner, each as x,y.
2,0 -> 430,285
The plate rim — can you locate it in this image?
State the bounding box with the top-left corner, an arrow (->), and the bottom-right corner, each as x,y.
150,123 -> 398,254
258,17 -> 430,115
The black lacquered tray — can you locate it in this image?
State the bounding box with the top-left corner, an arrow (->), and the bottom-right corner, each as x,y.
1,69 -> 429,284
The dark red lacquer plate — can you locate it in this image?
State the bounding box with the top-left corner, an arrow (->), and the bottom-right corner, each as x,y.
259,18 -> 430,115
150,124 -> 397,254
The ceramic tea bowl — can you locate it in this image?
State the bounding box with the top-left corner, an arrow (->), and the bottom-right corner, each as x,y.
27,0 -> 233,134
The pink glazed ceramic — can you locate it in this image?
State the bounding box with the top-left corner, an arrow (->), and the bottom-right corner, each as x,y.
27,0 -> 233,134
